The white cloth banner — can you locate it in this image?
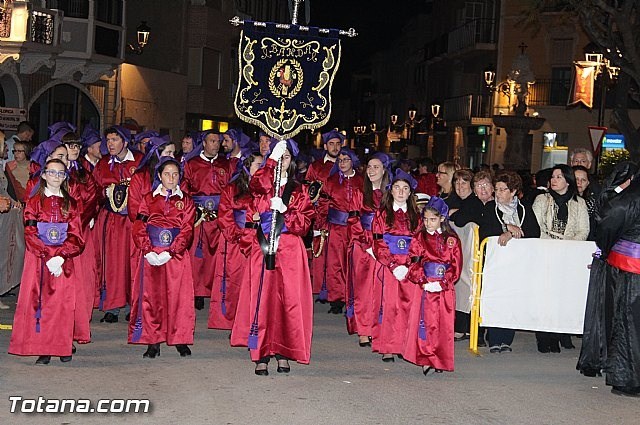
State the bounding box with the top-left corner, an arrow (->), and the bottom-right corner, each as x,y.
480,237 -> 596,334
451,222 -> 478,313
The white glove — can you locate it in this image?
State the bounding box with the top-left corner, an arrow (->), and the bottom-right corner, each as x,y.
423,281 -> 443,292
89,218 -> 95,229
270,196 -> 287,213
156,251 -> 172,266
269,140 -> 288,161
144,252 -> 161,266
46,256 -> 65,277
392,265 -> 408,281
366,247 -> 376,260
313,230 -> 322,237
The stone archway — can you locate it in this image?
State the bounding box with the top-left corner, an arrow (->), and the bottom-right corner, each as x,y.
0,73 -> 23,108
28,82 -> 101,141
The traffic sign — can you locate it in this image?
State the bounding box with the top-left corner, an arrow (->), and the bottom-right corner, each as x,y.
587,126 -> 607,153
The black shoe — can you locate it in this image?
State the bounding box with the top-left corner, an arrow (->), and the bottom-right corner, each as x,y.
537,344 -> 551,353
454,332 -> 470,342
580,368 -> 602,377
100,312 -> 118,323
422,366 -> 443,376
254,363 -> 269,376
60,355 -> 72,363
194,297 -> 205,310
489,345 -> 501,354
559,335 -> 575,349
125,312 -> 130,322
359,338 -> 372,347
315,298 -> 328,304
549,342 -> 561,353
35,356 -> 51,365
71,344 -> 76,354
611,386 -> 640,397
176,345 -> 191,357
382,355 -> 394,363
477,339 -> 487,348
143,344 -> 160,359
277,360 -> 290,373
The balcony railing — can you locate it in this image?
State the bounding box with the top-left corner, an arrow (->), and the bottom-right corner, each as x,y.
444,94 -> 489,122
448,19 -> 497,55
30,9 -> 55,44
527,79 -> 570,106
0,6 -> 11,38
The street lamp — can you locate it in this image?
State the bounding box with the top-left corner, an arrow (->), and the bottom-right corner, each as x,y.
483,65 -> 512,100
585,52 -> 620,127
128,21 -> 151,55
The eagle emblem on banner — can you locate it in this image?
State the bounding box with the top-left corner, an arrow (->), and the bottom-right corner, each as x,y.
234,23 -> 342,139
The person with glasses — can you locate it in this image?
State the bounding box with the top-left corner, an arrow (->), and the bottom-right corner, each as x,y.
479,171 -> 540,354
371,170 -> 421,363
8,158 -> 84,365
435,161 -> 461,207
5,121 -> 34,162
5,140 -> 31,202
316,148 -> 364,315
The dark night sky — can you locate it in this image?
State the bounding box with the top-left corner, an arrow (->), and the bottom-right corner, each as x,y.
309,0 -> 429,93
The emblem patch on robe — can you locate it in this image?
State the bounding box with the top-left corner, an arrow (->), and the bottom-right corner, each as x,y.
447,236 -> 457,248
175,200 -> 184,210
129,166 -> 136,175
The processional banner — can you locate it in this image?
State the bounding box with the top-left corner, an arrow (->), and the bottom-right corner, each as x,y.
233,23 -> 341,139
568,62 -> 596,109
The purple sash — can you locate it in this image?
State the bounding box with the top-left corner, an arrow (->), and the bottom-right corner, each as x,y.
193,195 -> 220,212
328,208 -> 349,226
383,234 -> 412,255
259,211 -> 288,235
423,262 -> 449,279
147,224 -> 180,247
37,222 -> 68,246
233,209 -> 247,228
360,212 -> 374,230
611,239 -> 640,259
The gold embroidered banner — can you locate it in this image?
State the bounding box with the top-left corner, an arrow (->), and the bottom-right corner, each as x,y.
568,62 -> 596,109
233,23 -> 341,139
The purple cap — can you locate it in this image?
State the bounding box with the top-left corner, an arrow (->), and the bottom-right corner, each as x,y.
138,136 -> 172,170
330,148 -> 360,176
31,140 -> 63,168
81,124 -> 102,149
153,156 -> 182,190
225,129 -> 251,148
105,125 -> 132,145
134,130 -> 160,144
321,130 -> 345,145
392,168 -> 417,191
269,139 -> 300,158
424,196 -> 449,219
48,122 -> 77,142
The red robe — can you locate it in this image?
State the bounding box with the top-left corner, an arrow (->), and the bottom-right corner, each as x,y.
318,172 -> 365,303
231,159 -> 314,364
182,153 -> 232,297
67,166 -> 100,343
208,184 -> 254,330
129,189 -> 196,345
347,189 -> 383,337
371,208 -> 417,355
416,173 -> 438,196
127,169 -> 152,223
306,157 -> 336,295
404,230 -> 462,371
92,151 -> 144,311
9,193 -> 84,357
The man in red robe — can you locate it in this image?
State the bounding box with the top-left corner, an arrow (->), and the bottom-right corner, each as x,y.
93,126 -> 143,323
306,130 -> 343,306
182,130 -> 232,310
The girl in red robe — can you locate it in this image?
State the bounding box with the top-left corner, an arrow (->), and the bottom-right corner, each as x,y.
348,153 -> 391,346
129,157 -> 196,358
231,139 -> 314,375
371,169 -> 420,362
405,196 -> 462,374
9,159 -> 84,364
208,153 -> 263,330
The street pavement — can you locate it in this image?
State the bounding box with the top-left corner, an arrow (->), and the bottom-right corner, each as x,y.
0,293 -> 638,425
